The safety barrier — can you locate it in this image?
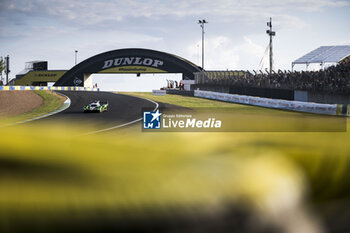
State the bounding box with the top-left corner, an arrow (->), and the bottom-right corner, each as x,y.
194,90 -> 350,116
0,86 -> 99,91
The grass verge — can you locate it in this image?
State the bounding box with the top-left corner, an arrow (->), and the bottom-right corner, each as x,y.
1,90 -> 65,124
121,92 -> 348,132
122,92 -> 307,115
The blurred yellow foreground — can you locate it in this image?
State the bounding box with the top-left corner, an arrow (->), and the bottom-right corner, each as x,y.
1,122 -> 350,233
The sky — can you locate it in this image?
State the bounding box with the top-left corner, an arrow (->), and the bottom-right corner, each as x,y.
1,0 -> 350,90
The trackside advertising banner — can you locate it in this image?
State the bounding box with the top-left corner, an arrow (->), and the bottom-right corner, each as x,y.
54,49 -> 202,86
194,90 -> 339,116
0,86 -> 98,91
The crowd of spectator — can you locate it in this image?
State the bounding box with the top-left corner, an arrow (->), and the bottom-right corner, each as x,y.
199,57 -> 350,94
166,79 -> 184,90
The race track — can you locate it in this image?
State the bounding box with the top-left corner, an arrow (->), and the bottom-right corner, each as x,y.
34,91 -> 158,133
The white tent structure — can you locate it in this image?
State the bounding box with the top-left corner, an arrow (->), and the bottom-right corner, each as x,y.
292,45 -> 350,71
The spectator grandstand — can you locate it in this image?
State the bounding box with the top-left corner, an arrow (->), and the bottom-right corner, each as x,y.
194,47 -> 350,95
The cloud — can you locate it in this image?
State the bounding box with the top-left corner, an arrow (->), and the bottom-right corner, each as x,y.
2,0 -> 348,26
187,35 -> 265,70
1,0 -> 348,77
2,0 -> 346,43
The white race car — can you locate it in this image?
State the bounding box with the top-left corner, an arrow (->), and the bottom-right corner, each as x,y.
83,100 -> 108,112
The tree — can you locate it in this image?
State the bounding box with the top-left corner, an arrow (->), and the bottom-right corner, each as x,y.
0,57 -> 4,85
0,57 -> 5,74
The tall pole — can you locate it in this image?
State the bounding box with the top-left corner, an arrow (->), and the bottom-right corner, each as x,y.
266,17 -> 275,74
269,27 -> 272,73
198,19 -> 208,69
202,24 -> 204,69
5,55 -> 10,85
0,56 -> 3,85
75,50 -> 78,65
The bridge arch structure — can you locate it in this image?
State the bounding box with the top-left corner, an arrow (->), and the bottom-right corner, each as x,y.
54,48 -> 203,87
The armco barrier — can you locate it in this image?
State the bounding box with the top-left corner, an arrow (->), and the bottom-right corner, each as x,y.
0,86 -> 99,91
165,89 -> 194,97
194,90 -> 348,116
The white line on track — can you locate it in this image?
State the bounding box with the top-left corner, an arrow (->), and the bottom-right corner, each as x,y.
83,93 -> 159,135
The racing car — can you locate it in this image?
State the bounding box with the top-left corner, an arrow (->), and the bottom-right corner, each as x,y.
83,100 -> 108,113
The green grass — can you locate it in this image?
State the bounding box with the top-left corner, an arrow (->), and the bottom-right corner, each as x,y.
122,92 -> 346,132
2,90 -> 65,124
122,92 -> 306,115
122,91 -> 255,108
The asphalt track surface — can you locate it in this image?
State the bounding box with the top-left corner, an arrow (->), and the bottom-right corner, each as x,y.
34,91 -> 158,133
